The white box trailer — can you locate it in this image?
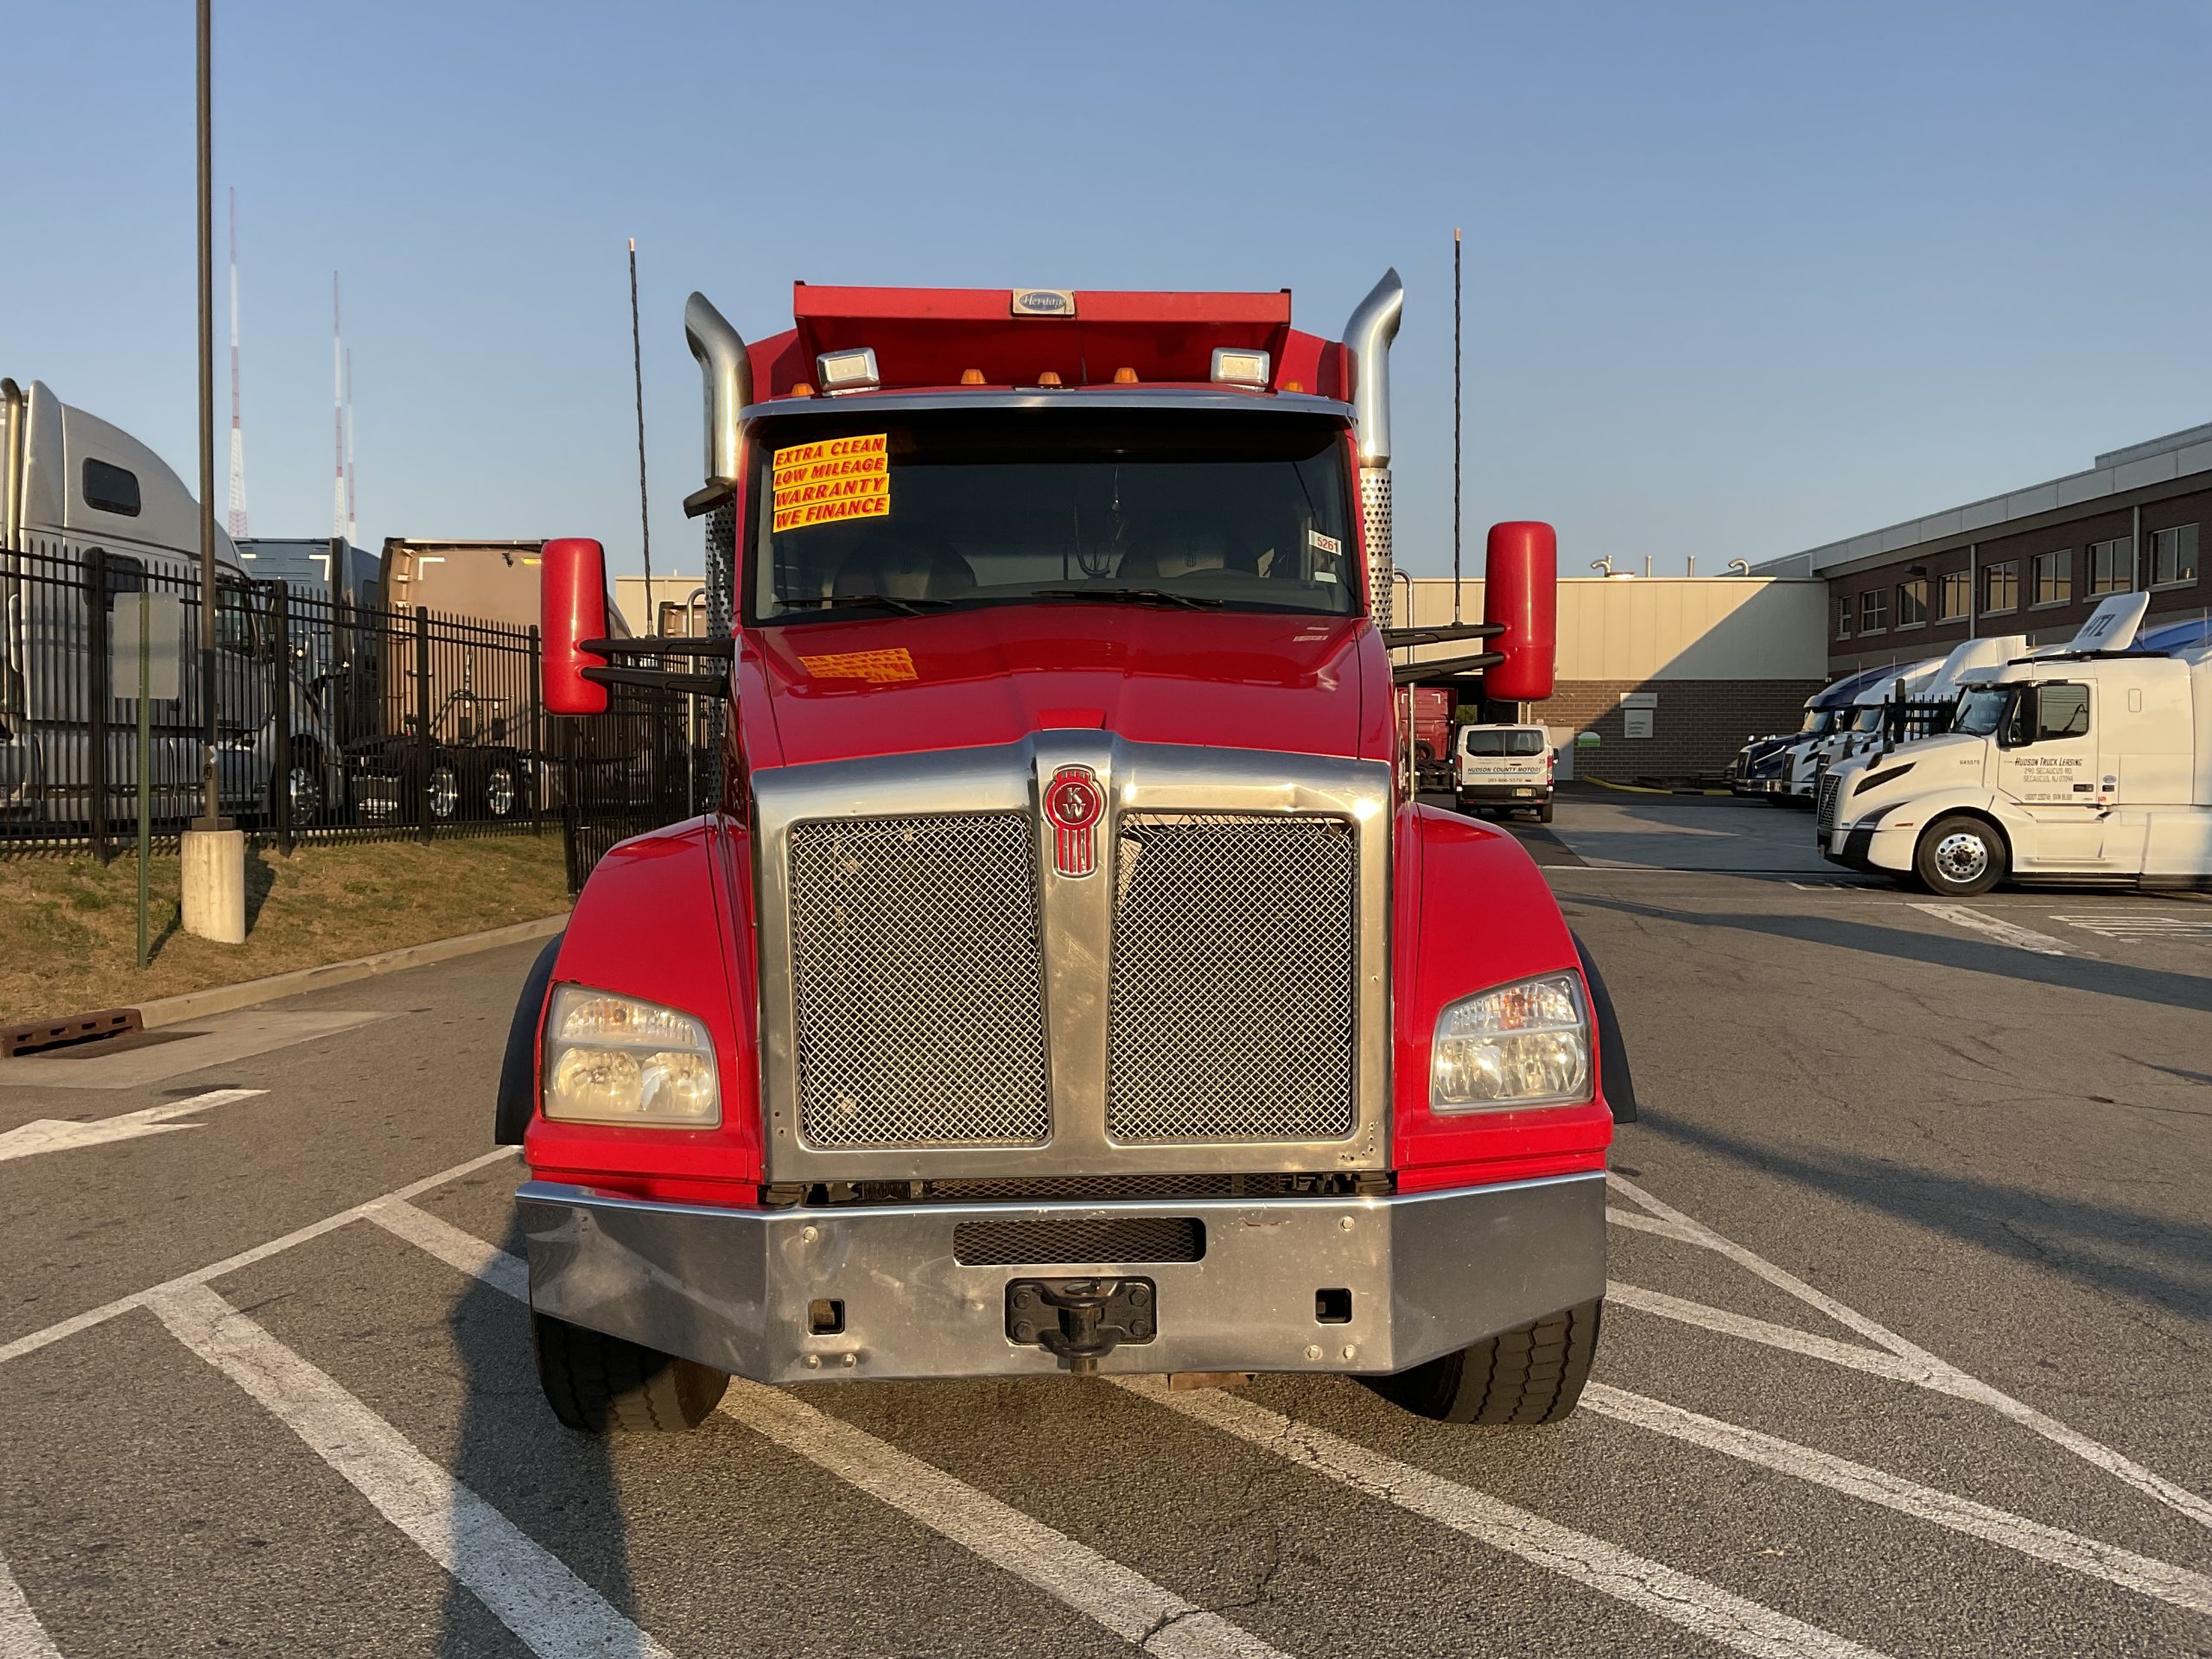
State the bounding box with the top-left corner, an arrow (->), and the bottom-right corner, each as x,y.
1820,594 -> 2212,893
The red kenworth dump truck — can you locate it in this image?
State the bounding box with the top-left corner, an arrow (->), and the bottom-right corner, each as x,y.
498,275 -> 1636,1433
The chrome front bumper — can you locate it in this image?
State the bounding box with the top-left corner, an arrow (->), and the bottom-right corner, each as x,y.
517,1172 -> 1607,1383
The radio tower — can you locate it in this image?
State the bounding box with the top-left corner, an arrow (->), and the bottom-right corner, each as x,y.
344,347 -> 358,544
226,188 -> 248,539
331,274 -> 346,541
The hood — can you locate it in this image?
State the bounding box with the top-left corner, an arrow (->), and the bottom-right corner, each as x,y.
735,604 -> 1388,770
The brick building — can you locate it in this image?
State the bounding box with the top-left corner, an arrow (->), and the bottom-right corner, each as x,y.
1755,422 -> 2211,677
1394,576 -> 1829,783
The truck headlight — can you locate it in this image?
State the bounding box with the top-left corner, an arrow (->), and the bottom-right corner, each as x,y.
1431,972 -> 1592,1110
541,985 -> 720,1127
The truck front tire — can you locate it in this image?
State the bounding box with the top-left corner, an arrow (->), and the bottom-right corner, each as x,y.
1915,813 -> 2008,897
1375,1300 -> 1600,1425
532,1311 -> 728,1433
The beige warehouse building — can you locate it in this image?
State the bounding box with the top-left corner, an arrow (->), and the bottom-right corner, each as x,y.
1394,575 -> 1830,783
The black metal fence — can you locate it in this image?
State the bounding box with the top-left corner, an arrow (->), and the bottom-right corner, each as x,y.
1,542 -> 711,887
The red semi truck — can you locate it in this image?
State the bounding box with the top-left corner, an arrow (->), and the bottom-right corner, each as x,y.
498,275 -> 1635,1433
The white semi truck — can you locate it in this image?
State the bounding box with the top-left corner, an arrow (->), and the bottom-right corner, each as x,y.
1819,594 -> 2212,894
0,377 -> 338,823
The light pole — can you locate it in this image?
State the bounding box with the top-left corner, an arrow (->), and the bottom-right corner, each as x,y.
182,0 -> 245,943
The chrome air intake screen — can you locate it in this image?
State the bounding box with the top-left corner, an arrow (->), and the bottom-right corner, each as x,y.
788,813 -> 1050,1147
1107,813 -> 1357,1142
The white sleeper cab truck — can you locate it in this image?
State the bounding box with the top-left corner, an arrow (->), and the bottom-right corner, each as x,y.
0,378 -> 338,823
1456,721 -> 1554,821
1821,594 -> 2212,894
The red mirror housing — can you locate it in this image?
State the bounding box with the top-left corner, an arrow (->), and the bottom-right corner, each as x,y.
543,537 -> 611,715
1483,522 -> 1557,702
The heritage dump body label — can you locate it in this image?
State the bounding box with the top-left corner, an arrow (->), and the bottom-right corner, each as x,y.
773,435 -> 890,531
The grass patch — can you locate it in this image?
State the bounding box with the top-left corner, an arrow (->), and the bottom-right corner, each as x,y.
0,834 -> 570,1022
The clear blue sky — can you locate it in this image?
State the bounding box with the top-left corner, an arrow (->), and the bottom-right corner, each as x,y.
5,1 -> 2208,583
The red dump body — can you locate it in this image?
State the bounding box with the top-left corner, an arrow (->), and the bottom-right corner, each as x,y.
512,280 -> 1622,1404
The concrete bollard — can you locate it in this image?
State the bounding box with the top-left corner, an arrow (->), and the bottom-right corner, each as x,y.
181,827 -> 247,944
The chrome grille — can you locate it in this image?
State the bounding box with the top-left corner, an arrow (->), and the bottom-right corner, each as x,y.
1107,813 -> 1357,1143
1815,774 -> 1841,835
788,813 -> 1050,1147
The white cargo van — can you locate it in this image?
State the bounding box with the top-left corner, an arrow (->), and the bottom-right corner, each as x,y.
1456,722 -> 1554,822
1821,594 -> 2212,893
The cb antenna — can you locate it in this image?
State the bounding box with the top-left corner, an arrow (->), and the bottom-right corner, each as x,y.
1452,226 -> 1463,626
630,238 -> 652,621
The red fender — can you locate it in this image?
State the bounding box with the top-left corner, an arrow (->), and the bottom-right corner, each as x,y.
1392,804 -> 1613,1190
524,816 -> 766,1201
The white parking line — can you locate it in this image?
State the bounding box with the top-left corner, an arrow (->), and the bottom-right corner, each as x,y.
1121,1377 -> 1893,1659
149,1282 -> 678,1659
1906,902 -> 2075,956
1608,1174 -> 2212,1532
1583,1385 -> 2212,1617
379,1203 -> 1289,1659
0,1146 -> 518,1369
2051,912 -> 2212,939
0,1548 -> 62,1659
1605,1281 -> 1942,1390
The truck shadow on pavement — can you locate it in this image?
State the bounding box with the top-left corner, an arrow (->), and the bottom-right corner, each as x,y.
437,1213 -> 652,1659
1635,1109 -> 2212,1324
1563,893 -> 2212,1014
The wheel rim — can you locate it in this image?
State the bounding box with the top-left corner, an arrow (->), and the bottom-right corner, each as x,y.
287,766 -> 321,818
1934,830 -> 1989,884
429,766 -> 460,818
486,768 -> 517,816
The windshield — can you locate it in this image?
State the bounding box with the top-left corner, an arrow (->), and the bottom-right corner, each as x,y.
1463,728 -> 1547,756
1955,685 -> 2013,736
1850,707 -> 1883,732
1799,708 -> 1842,735
746,408 -> 1355,622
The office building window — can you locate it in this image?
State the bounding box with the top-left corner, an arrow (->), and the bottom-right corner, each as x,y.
1897,577 -> 1928,626
1938,569 -> 1970,620
1859,588 -> 1888,633
1833,596 -> 1852,640
2087,537 -> 2131,595
2031,549 -> 2071,607
2150,524 -> 2199,587
1983,560 -> 2018,613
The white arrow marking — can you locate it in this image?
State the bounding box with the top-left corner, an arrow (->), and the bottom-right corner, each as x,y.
0,1088 -> 266,1163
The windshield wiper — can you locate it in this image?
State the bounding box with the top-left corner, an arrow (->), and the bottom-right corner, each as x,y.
779,593 -> 949,616
1031,587 -> 1223,609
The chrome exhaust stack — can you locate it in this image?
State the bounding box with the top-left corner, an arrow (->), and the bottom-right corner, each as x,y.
683,293 -> 751,492
1343,271 -> 1404,626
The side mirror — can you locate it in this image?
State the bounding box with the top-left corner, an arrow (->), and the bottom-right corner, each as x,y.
543,537 -> 611,715
1999,687 -> 2034,749
1483,522 -> 1558,702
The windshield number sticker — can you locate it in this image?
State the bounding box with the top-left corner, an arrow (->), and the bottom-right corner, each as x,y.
772,435 -> 891,532
1310,528 -> 1343,582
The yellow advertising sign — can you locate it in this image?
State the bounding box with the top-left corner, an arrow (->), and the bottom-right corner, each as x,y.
772,435 -> 889,532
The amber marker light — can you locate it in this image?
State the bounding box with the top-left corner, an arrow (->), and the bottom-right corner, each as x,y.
1037,371 -> 1063,387
1112,366 -> 1139,385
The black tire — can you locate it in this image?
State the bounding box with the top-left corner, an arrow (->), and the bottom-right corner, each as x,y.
1916,812 -> 2008,897
269,740 -> 328,828
1375,1300 -> 1600,1425
531,1311 -> 728,1433
473,750 -> 523,819
1538,799 -> 1554,824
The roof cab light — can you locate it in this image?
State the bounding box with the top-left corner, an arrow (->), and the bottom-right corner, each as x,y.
1210,347 -> 1271,389
1431,973 -> 1592,1111
815,347 -> 880,395
541,985 -> 720,1128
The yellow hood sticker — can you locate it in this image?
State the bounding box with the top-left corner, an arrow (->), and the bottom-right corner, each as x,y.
798,645 -> 918,683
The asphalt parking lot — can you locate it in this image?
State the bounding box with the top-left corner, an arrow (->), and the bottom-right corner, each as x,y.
2,792 -> 2207,1659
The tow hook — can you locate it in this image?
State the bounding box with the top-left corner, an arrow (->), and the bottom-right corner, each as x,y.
1006,1277 -> 1156,1375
